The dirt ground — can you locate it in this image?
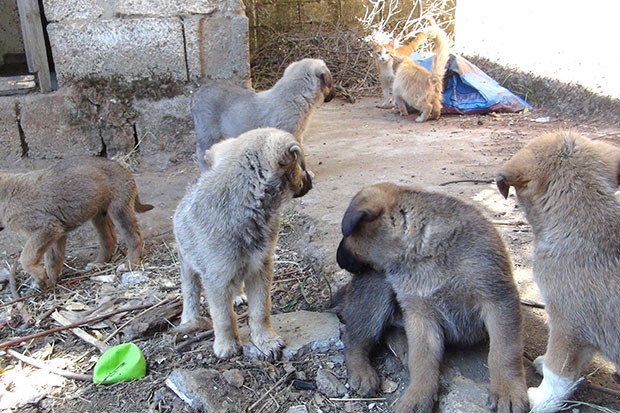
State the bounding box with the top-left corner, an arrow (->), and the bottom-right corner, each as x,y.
1,96 -> 620,412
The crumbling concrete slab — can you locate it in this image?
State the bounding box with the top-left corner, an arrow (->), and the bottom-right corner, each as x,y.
17,88 -> 102,159
133,94 -> 195,157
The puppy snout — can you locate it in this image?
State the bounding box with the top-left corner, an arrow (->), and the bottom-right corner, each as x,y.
324,87 -> 336,103
296,170 -> 313,198
337,238 -> 371,274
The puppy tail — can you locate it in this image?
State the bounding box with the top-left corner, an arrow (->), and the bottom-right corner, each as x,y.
134,196 -> 154,213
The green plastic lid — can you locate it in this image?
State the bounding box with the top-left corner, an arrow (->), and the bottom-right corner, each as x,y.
93,342 -> 147,385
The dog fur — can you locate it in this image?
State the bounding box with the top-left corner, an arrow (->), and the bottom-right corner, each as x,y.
392,25 -> 449,122
173,128 -> 313,360
336,182 -> 528,413
0,157 -> 153,288
497,131 -> 620,412
191,58 -> 335,172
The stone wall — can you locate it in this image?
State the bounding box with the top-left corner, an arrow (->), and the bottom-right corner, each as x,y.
0,0 -> 251,163
43,0 -> 251,87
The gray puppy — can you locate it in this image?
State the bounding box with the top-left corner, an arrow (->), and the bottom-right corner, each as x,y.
336,182 -> 528,413
497,131 -> 620,412
191,58 -> 335,171
173,128 -> 312,360
0,157 -> 153,288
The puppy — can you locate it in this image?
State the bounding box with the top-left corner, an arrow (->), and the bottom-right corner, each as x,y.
191,58 -> 335,172
332,269 -> 407,396
392,25 -> 449,122
0,157 -> 153,288
173,128 -> 312,360
497,131 -> 620,412
336,182 -> 528,413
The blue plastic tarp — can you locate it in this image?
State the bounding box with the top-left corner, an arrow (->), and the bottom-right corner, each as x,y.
413,53 -> 532,115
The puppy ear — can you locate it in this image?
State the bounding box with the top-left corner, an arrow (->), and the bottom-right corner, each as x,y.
280,143 -> 304,169
341,199 -> 384,237
495,173 -> 511,199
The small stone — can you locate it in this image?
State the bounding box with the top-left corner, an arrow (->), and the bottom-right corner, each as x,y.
315,368 -> 347,398
381,378 -> 398,394
222,369 -> 244,388
288,406 -> 308,413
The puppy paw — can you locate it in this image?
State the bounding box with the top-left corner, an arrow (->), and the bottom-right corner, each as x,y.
251,333 -> 285,361
490,386 -> 529,413
393,392 -> 435,413
348,363 -> 380,396
233,293 -> 247,307
175,317 -> 213,335
213,335 -> 242,359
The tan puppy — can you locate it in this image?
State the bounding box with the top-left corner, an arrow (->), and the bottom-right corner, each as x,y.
336,183 -> 528,413
173,128 -> 312,360
497,131 -> 620,412
392,26 -> 449,122
0,157 -> 153,288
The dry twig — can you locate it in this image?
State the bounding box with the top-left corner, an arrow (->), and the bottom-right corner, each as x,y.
6,348 -> 93,381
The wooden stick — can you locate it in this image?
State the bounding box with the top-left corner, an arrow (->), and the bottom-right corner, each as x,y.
520,298 -> 545,309
6,348 -> 92,381
0,302 -> 154,350
439,179 -> 494,186
51,311 -> 110,353
104,295 -> 180,343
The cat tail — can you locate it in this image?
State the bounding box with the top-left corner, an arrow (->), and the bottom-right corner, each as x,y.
426,25 -> 450,87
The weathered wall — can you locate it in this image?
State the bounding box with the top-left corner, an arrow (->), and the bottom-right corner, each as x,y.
0,0 -> 24,66
0,0 -> 251,162
43,0 -> 250,87
455,0 -> 619,100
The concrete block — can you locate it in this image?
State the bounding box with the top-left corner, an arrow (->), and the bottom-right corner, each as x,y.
184,14 -> 250,86
43,0 -> 242,21
18,88 -> 102,159
0,99 -> 23,163
42,0 -> 106,22
133,94 -> 194,156
47,17 -> 187,85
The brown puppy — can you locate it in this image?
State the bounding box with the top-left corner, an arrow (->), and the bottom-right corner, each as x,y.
497,131 -> 620,412
336,182 -> 528,413
173,128 -> 312,360
0,157 -> 153,288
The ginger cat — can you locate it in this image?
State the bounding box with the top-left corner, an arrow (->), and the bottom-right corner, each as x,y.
392,25 -> 450,122
370,32 -> 427,109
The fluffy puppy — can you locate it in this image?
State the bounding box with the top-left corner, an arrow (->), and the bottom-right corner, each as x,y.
191,58 -> 335,172
497,131 -> 620,412
332,269 -> 407,396
336,183 -> 528,413
173,128 -> 313,360
392,26 -> 449,122
0,157 -> 153,288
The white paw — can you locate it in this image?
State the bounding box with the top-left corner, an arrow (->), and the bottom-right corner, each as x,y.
233,293 -> 247,307
528,364 -> 577,413
533,355 -> 545,375
213,336 -> 242,359
251,332 -> 285,361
